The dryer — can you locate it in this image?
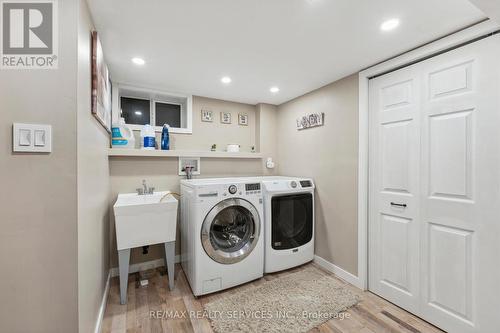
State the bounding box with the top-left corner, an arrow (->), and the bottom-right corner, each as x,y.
261,177 -> 315,273
180,178 -> 264,296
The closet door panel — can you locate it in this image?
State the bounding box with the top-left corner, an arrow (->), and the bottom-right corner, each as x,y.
368,67 -> 421,313
369,35 -> 500,333
419,34 -> 500,333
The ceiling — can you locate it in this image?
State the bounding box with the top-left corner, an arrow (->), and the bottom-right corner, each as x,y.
87,0 -> 485,105
469,0 -> 500,24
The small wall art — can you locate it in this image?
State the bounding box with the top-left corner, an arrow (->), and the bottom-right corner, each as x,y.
296,112 -> 324,130
238,113 -> 248,126
201,109 -> 213,122
220,112 -> 232,124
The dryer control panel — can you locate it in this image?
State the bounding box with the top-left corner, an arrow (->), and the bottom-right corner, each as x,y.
262,178 -> 315,192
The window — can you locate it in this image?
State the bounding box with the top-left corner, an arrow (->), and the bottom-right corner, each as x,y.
114,85 -> 192,134
120,97 -> 150,125
155,101 -> 181,128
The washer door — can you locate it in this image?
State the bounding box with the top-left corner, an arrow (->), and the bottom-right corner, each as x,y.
201,198 -> 260,264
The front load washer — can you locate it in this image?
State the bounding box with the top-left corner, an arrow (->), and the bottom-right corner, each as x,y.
180,178 -> 264,296
262,177 -> 315,273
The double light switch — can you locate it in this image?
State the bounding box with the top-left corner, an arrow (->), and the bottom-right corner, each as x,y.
13,123 -> 52,152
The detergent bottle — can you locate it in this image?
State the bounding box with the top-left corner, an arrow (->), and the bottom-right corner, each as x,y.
140,124 -> 156,150
161,124 -> 170,150
111,118 -> 135,149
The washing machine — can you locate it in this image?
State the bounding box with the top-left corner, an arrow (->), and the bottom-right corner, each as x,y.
180,178 -> 264,296
261,177 -> 315,273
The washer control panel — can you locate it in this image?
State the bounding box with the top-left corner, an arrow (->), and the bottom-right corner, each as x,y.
228,184 -> 238,194
245,183 -> 261,195
223,183 -> 261,196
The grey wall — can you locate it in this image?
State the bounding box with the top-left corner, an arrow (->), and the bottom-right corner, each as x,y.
109,96 -> 276,268
170,96 -> 257,152
276,74 -> 359,275
0,0 -> 79,332
256,103 -> 278,175
77,1 -> 110,332
109,76 -> 359,277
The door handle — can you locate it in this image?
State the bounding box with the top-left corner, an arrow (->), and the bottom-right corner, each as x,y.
390,202 -> 407,208
199,192 -> 218,197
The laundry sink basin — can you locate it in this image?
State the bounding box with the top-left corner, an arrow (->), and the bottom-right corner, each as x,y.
113,191 -> 178,250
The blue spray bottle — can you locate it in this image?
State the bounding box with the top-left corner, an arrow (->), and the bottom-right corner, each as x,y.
161,124 -> 170,150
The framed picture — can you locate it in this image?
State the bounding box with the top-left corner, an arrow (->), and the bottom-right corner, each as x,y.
296,112 -> 324,130
220,112 -> 231,124
201,109 -> 213,122
238,113 -> 248,126
91,31 -> 112,133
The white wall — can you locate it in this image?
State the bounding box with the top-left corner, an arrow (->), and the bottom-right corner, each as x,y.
469,1 -> 500,23
77,1 -> 111,332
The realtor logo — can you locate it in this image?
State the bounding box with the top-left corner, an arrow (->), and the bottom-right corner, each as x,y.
1,0 -> 58,69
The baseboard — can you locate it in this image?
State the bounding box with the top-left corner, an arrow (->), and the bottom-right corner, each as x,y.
94,271 -> 111,333
313,255 -> 363,289
110,255 -> 181,278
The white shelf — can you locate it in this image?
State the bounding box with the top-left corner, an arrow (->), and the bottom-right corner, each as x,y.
108,148 -> 263,159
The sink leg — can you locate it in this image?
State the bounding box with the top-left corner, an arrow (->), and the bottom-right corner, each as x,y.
164,241 -> 175,291
118,248 -> 131,305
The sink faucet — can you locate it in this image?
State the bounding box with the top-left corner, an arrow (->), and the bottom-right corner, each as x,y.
137,179 -> 155,195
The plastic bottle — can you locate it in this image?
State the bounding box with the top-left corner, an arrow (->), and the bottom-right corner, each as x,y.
161,124 -> 170,150
140,124 -> 156,150
111,117 -> 135,149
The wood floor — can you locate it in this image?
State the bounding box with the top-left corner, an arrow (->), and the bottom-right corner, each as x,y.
102,263 -> 444,333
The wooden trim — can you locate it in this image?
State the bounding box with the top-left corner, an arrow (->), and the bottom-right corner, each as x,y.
313,255 -> 363,289
357,71 -> 369,291
94,272 -> 111,333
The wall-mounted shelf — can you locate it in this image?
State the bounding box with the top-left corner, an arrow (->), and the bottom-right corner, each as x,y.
108,148 -> 263,159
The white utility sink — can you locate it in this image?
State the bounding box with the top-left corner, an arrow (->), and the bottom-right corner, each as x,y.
113,190 -> 179,304
113,191 -> 178,250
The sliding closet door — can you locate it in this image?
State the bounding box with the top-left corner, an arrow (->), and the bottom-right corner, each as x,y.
368,64 -> 422,313
369,34 -> 500,332
418,34 -> 500,333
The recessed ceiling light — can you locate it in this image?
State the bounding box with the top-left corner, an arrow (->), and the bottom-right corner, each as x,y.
380,18 -> 400,32
221,76 -> 232,84
134,111 -> 142,115
270,86 -> 280,93
131,57 -> 145,65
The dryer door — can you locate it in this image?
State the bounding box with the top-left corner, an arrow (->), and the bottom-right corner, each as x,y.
271,193 -> 313,250
201,198 -> 261,264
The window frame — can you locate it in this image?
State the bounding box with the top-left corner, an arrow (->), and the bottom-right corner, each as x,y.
114,84 -> 193,134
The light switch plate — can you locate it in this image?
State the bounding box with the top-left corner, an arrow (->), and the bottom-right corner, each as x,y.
13,123 -> 52,153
